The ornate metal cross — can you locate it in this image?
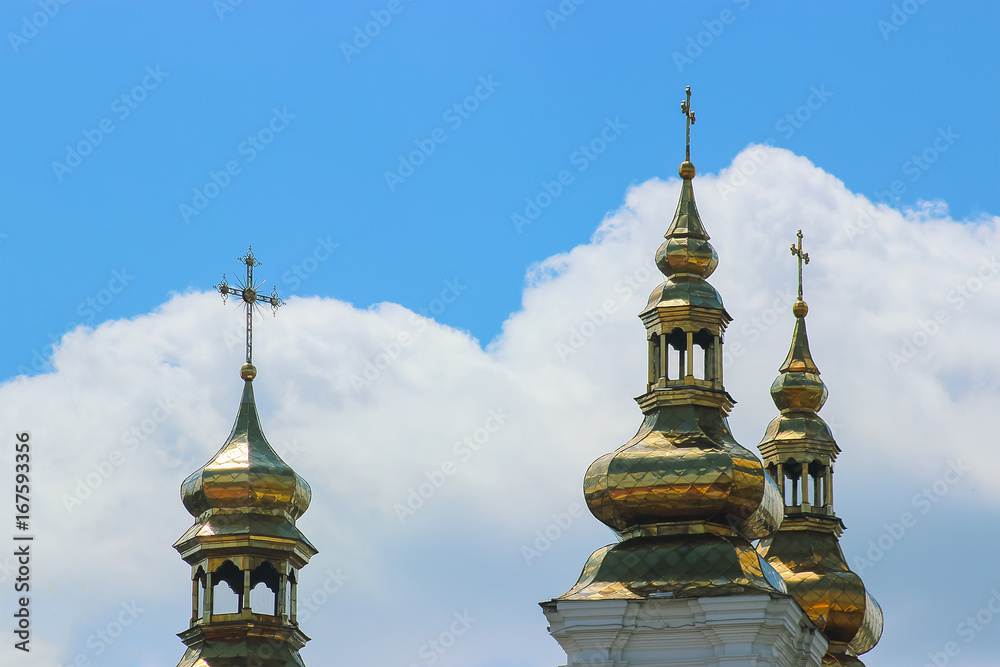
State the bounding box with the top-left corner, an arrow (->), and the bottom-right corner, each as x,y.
214,246 -> 283,365
789,229 -> 810,300
680,85 -> 696,162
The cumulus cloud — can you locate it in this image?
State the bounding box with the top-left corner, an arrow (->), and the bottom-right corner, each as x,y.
2,146 -> 998,667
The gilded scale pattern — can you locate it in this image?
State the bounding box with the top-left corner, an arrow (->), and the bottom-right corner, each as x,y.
755,232 -> 883,663
560,87 -> 787,602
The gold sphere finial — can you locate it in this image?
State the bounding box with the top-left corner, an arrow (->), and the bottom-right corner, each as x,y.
793,300 -> 808,318
679,161 -> 696,179
241,363 -> 257,381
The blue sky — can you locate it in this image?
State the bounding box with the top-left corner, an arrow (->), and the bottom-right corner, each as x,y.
1,0 -> 997,380
2,3 -> 1000,667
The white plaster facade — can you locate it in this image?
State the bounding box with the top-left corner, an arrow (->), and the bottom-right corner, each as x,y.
542,595 -> 828,667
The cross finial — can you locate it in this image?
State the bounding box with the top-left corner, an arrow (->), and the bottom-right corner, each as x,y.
790,229 -> 810,301
680,85 -> 696,162
214,246 -> 284,373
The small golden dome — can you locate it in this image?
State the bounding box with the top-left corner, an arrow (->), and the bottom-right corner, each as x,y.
646,174 -> 722,308
771,371 -> 828,413
679,160 -> 696,179
241,363 -> 257,381
655,237 -> 719,279
181,378 -> 311,520
793,299 -> 809,318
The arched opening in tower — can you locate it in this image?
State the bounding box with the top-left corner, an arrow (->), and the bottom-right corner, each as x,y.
665,328 -> 687,381
692,329 -> 714,381
212,560 -> 242,615
250,561 -> 280,615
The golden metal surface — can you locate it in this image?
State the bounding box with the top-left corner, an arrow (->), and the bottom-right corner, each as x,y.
756,233 -> 882,663
181,381 -> 312,521
175,250 -> 316,667
560,534 -> 787,601
584,406 -> 782,543
560,91 -> 788,602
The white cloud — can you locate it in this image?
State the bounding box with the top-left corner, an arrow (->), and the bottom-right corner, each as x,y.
2,146 -> 998,667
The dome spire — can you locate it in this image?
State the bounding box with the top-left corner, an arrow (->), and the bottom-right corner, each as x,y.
757,231 -> 883,664
782,230 -> 820,371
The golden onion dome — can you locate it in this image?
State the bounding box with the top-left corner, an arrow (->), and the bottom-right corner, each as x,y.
770,304 -> 828,412
654,178 -> 719,281
584,407 -> 783,542
181,371 -> 311,521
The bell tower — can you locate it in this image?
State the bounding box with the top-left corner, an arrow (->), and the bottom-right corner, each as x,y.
174,247 -> 318,666
756,232 -> 883,666
541,89 -> 828,667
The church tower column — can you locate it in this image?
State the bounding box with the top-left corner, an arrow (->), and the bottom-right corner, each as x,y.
173,248 -> 319,667
756,231 -> 883,666
541,88 -> 827,667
